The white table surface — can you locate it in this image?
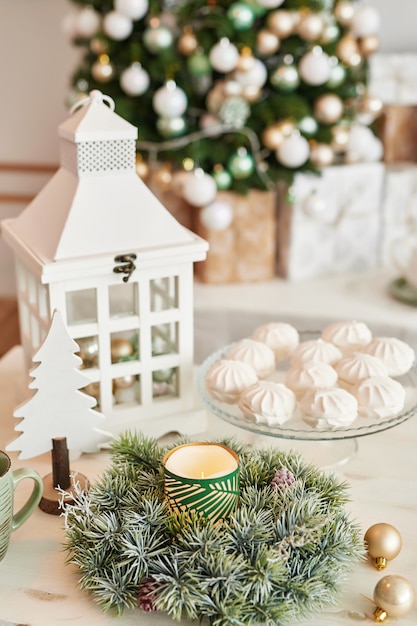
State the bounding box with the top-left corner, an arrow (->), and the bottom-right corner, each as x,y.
1,270 -> 417,626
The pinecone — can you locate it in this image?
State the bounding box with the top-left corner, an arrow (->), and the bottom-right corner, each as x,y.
138,577 -> 159,612
271,467 -> 295,492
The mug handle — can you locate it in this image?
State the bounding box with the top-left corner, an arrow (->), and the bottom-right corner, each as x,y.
11,468 -> 44,531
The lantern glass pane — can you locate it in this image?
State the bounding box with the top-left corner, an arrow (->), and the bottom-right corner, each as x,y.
113,374 -> 141,406
66,289 -> 97,325
109,282 -> 138,318
150,276 -> 178,312
27,273 -> 37,305
77,336 -> 99,368
110,331 -> 138,364
152,366 -> 178,399
152,322 -> 178,355
37,284 -> 49,320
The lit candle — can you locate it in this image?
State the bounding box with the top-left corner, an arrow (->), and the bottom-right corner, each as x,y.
162,442 -> 240,522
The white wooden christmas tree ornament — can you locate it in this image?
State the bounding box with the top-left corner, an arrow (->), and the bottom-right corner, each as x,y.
7,310 -> 108,460
1,90 -> 208,439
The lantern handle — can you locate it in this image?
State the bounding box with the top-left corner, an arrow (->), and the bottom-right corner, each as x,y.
69,90 -> 115,115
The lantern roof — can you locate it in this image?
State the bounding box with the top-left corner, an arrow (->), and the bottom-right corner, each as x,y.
3,91 -> 206,266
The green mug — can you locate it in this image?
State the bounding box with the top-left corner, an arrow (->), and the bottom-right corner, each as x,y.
0,450 -> 43,562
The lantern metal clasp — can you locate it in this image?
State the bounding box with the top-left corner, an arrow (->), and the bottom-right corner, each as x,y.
113,253 -> 137,282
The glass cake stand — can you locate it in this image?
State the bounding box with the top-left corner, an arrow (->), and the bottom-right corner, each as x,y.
197,333 -> 417,468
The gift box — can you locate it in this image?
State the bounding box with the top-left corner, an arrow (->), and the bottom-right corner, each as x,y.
369,53 -> 417,105
380,163 -> 417,269
276,163 -> 385,281
193,189 -> 276,284
377,105 -> 417,164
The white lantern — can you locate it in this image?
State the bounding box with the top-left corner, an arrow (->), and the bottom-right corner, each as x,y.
1,90 -> 209,439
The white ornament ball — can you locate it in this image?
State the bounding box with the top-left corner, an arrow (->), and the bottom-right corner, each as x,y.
182,170 -> 218,207
120,63 -> 150,96
298,48 -> 331,85
345,124 -> 383,163
276,133 -> 310,168
115,0 -> 149,20
234,59 -> 268,88
200,201 -> 234,230
103,11 -> 133,40
76,7 -> 101,38
351,5 -> 381,37
257,0 -> 285,7
209,38 -> 239,73
153,81 -> 187,118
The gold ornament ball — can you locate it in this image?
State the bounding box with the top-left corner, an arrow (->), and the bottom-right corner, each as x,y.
78,337 -> 99,367
91,55 -> 114,83
256,29 -> 280,56
310,142 -> 334,168
242,85 -> 262,103
337,34 -> 360,65
178,30 -> 198,56
359,34 -> 380,57
360,94 -> 384,120
111,337 -> 134,362
152,163 -> 173,189
83,381 -> 100,402
314,94 -> 344,124
113,374 -> 136,390
262,120 -> 294,150
334,1 -> 355,26
268,10 -> 294,38
297,13 -> 324,41
374,575 -> 415,621
236,47 -> 256,72
135,155 -> 150,179
90,37 -> 107,55
364,523 -> 402,570
331,124 -> 350,153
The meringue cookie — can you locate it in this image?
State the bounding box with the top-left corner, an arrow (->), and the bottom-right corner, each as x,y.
225,338 -> 276,379
285,360 -> 338,399
238,381 -> 296,427
205,359 -> 258,404
300,387 -> 358,429
352,375 -> 406,419
335,352 -> 388,388
321,320 -> 372,354
290,338 -> 342,366
361,337 -> 415,377
251,322 -> 299,361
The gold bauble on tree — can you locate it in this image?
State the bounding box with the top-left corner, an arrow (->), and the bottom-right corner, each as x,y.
334,0 -> 355,26
359,34 -> 380,57
135,154 -> 150,179
364,523 -> 402,570
314,93 -> 344,124
331,123 -> 350,153
152,162 -> 173,189
91,54 -> 114,82
337,34 -> 361,67
309,142 -> 334,168
262,120 -> 294,150
178,27 -> 198,55
373,575 -> 415,622
268,10 -> 295,38
256,29 -> 280,56
297,12 -> 324,41
236,46 -> 256,72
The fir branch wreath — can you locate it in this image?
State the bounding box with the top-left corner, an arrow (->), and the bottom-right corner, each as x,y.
62,432 -> 364,625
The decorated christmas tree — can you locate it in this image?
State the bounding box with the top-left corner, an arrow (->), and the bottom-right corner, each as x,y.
64,0 -> 383,205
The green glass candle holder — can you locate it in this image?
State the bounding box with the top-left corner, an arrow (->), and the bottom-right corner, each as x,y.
162,442 -> 240,523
